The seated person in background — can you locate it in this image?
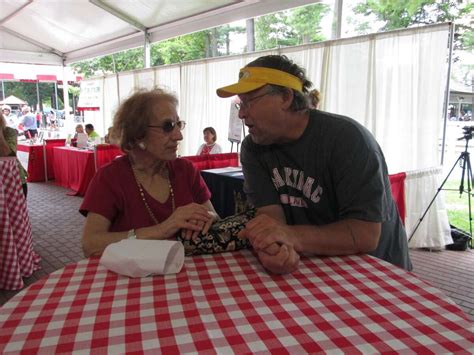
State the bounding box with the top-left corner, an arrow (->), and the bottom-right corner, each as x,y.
80,88 -> 221,257
104,126 -> 114,144
0,112 -> 28,196
307,89 -> 321,109
74,124 -> 84,139
216,54 -> 412,274
196,126 -> 222,155
85,123 -> 100,140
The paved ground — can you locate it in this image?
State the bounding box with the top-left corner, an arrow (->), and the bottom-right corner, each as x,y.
1,153 -> 473,322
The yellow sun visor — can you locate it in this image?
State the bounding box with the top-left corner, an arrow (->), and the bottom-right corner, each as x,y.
216,67 -> 303,98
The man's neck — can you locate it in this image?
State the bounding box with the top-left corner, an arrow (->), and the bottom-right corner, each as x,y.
277,110 -> 310,144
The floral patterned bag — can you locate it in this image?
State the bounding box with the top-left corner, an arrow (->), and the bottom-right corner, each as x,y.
177,208 -> 256,256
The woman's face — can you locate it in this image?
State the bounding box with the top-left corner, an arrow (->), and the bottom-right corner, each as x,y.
144,99 -> 183,161
203,130 -> 214,144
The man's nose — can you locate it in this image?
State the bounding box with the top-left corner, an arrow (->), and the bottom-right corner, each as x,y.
173,128 -> 183,141
238,108 -> 247,120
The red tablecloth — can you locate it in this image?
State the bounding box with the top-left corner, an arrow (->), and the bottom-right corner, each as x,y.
53,146 -> 123,196
0,157 -> 41,290
17,143 -> 45,182
53,147 -> 95,196
17,139 -> 66,182
182,152 -> 239,171
94,144 -> 123,170
389,172 -> 407,223
0,250 -> 471,353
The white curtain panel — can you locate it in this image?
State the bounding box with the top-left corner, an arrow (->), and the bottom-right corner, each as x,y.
134,68 -> 155,90
117,73 -> 135,102
371,27 -> 449,174
405,167 -> 452,249
102,76 -> 119,133
154,65 -> 181,97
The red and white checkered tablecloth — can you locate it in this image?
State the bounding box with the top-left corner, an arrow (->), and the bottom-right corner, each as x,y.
0,251 -> 472,353
0,157 -> 41,291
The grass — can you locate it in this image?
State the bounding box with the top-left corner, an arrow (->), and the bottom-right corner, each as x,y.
443,179 -> 472,234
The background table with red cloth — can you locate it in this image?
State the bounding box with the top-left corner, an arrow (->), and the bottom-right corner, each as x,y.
0,250 -> 471,353
182,152 -> 239,171
17,139 -> 66,182
0,157 -> 41,290
389,172 -> 407,223
17,143 -> 44,182
53,147 -> 95,196
53,146 -> 123,196
94,144 -> 123,170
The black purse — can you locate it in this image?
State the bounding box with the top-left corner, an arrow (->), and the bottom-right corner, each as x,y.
177,208 -> 256,256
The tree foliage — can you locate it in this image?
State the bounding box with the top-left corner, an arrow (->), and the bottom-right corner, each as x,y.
2,82 -> 63,111
255,4 -> 330,50
353,0 -> 473,51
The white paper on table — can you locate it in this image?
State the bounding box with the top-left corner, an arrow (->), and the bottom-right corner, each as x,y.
100,240 -> 184,278
202,167 -> 242,174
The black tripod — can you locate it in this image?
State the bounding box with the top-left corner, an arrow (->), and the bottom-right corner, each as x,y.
408,127 -> 473,247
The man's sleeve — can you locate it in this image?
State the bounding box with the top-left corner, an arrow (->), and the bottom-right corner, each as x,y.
330,126 -> 391,222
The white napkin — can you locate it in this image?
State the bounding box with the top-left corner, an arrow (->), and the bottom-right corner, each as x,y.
100,240 -> 184,278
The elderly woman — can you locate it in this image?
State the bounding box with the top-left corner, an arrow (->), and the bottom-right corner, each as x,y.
0,112 -> 28,196
80,88 -> 219,257
196,126 -> 222,155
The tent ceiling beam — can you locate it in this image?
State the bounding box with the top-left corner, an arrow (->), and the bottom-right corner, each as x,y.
0,26 -> 63,58
0,0 -> 320,65
89,0 -> 147,32
0,0 -> 32,26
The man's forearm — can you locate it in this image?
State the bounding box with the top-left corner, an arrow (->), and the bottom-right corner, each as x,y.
290,219 -> 381,256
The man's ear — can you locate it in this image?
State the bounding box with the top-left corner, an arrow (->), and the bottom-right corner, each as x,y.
281,88 -> 294,110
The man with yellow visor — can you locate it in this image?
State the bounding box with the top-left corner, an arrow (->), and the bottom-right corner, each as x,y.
216,55 -> 411,274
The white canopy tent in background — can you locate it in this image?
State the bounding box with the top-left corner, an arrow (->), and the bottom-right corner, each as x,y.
0,0 -> 318,65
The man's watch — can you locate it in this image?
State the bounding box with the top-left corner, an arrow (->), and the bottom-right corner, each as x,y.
127,229 -> 137,240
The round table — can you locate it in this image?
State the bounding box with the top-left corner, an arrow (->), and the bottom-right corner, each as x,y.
0,250 -> 472,353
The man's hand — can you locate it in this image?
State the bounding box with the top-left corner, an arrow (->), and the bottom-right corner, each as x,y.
239,214 -> 300,274
257,244 -> 300,275
238,214 -> 295,251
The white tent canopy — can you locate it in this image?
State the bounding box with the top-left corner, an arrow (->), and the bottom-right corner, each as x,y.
0,0 -> 318,66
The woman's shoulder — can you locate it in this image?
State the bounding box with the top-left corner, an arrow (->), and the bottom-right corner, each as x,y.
96,155 -> 130,177
172,157 -> 195,171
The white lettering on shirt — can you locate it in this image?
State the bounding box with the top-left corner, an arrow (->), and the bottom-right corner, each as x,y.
271,167 -> 323,208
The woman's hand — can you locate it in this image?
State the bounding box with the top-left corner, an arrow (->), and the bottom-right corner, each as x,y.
161,203 -> 214,237
181,211 -> 219,241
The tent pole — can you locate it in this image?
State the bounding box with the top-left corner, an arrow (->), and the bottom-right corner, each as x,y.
36,81 -> 40,113
62,65 -> 71,123
440,22 -> 455,166
54,81 -> 58,109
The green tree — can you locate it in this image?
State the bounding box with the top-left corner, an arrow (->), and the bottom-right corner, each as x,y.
255,12 -> 297,50
2,82 -> 63,111
353,0 -> 473,51
290,3 -> 331,44
255,4 -> 330,50
72,48 -> 144,77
